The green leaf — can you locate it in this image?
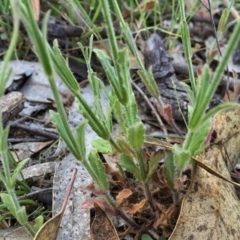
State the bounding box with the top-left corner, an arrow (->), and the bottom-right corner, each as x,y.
34,215 -> 44,232
123,99 -> 139,128
92,138 -> 112,153
111,99 -> 126,132
145,151 -> 164,183
50,111 -> 78,158
180,20 -> 196,95
1,193 -> 17,217
0,170 -> 7,186
75,121 -> 88,160
52,40 -> 80,94
10,158 -> 29,188
127,121 -> 145,150
88,70 -> 101,99
189,64 -> 210,129
141,234 -> 153,240
217,9 -> 229,33
119,153 -> 142,180
88,150 -> 108,190
116,137 -> 135,156
115,48 -> 131,104
75,95 -> 110,140
16,206 -> 28,224
138,69 -> 159,98
94,49 -> 126,105
173,144 -> 190,170
188,119 -> 211,156
164,151 -> 176,190
0,126 -> 9,151
20,0 -> 53,78
195,103 -> 240,131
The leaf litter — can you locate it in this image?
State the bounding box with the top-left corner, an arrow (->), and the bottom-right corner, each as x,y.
169,108 -> 240,240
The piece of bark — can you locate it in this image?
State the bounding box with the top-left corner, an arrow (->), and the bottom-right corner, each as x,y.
1,91 -> 24,125
141,34 -> 224,121
142,34 -> 189,121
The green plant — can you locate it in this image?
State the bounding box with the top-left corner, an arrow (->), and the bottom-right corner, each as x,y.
0,0 -> 43,237
171,0 -> 240,178
2,0 -> 239,238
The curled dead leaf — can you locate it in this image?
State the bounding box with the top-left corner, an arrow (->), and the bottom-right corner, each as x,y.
116,189 -> 133,208
124,199 -> 147,215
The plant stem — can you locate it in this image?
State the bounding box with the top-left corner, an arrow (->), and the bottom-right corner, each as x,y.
8,189 -> 36,237
179,0 -> 196,95
136,150 -> 156,211
109,137 -> 122,153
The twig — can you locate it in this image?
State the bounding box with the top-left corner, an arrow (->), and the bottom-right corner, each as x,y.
131,80 -> 168,137
9,120 -> 59,140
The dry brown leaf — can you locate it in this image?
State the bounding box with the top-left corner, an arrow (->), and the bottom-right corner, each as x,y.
124,199 -> 147,215
116,189 -> 133,208
91,205 -> 119,240
169,108 -> 240,240
154,204 -> 178,237
104,163 -> 126,185
34,169 -> 77,240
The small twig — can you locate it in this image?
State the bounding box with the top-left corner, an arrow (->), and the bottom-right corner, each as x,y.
18,187 -> 53,200
9,120 -> 59,140
118,209 -> 140,228
8,137 -> 50,143
131,80 -> 168,137
200,0 -> 231,98
200,0 -> 222,57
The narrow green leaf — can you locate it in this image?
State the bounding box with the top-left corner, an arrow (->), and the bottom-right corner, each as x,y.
94,49 -> 127,105
10,158 -> 29,188
111,99 -> 126,132
101,0 -> 118,60
180,20 -> 196,95
0,170 -> 7,186
195,103 -> 240,131
138,69 -> 159,98
50,111 -> 78,158
88,150 -> 108,190
52,40 -> 80,93
164,151 -> 176,190
127,122 -> 145,150
92,138 -> 112,153
173,144 -> 190,170
75,121 -> 88,160
189,64 -> 210,129
119,153 -> 142,180
145,151 -> 164,183
34,215 -> 44,232
88,70 -> 101,99
123,99 -> 139,128
217,9 -> 229,33
115,48 -> 131,103
20,0 -> 53,77
188,119 -> 211,156
116,137 -> 135,156
16,206 -> 27,224
0,126 -> 9,151
1,193 -> 17,217
76,95 -> 110,140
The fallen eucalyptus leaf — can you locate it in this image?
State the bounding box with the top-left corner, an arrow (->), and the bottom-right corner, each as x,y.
170,108 -> 240,240
34,169 -> 77,240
